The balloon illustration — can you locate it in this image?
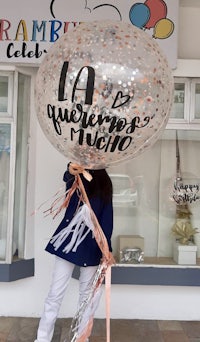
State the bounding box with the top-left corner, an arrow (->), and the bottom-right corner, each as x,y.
35,21 -> 174,169
153,18 -> 174,39
144,0 -> 167,29
129,3 -> 150,29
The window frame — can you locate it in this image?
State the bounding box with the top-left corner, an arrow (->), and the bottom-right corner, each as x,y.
0,71 -> 14,117
0,70 -> 16,264
190,78 -> 200,124
0,66 -> 34,280
168,77 -> 191,125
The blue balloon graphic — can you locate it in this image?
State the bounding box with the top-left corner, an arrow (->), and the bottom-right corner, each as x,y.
129,3 -> 150,29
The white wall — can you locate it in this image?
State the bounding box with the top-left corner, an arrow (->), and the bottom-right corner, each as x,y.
1,2 -> 200,321
178,5 -> 200,60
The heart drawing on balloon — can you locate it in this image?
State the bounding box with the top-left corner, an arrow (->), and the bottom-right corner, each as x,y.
111,91 -> 131,109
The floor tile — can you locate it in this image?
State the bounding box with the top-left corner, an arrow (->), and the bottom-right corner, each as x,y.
59,318 -> 72,341
7,317 -> 39,342
0,331 -> 8,342
0,317 -> 18,334
0,317 -> 200,342
158,320 -> 183,331
181,321 -> 200,338
90,337 -> 106,342
51,320 -> 62,342
110,319 -> 163,342
161,330 -> 190,342
91,318 -> 106,336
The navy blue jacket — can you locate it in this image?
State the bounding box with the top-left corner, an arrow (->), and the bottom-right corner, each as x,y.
45,170 -> 113,267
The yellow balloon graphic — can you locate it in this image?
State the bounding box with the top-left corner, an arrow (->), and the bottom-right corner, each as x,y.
153,18 -> 174,39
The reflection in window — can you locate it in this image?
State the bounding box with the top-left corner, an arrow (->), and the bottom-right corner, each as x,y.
0,71 -> 31,264
170,82 -> 185,119
108,130 -> 200,265
13,74 -> 30,260
109,174 -> 137,207
0,124 -> 10,260
0,76 -> 8,113
195,83 -> 200,119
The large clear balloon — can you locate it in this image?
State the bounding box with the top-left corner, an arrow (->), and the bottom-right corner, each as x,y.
35,20 -> 173,169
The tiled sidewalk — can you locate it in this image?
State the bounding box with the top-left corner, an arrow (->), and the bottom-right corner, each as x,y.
0,317 -> 200,342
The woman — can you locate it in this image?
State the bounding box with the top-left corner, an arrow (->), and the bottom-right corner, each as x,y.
35,163 -> 113,342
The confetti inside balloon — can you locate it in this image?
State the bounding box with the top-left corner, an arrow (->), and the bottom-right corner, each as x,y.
35,20 -> 174,169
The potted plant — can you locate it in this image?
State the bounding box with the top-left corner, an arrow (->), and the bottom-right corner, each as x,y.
172,204 -> 199,264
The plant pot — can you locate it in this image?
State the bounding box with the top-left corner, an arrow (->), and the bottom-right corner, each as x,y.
173,241 -> 197,265
194,233 -> 200,258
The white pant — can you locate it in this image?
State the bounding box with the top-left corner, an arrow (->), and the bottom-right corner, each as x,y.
35,256 -> 98,342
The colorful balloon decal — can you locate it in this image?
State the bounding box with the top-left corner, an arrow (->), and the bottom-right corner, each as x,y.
35,21 -> 173,169
144,0 -> 167,29
129,0 -> 175,39
153,18 -> 174,39
129,3 -> 150,29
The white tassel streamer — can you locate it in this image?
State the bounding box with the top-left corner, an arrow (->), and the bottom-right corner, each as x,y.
50,204 -> 95,253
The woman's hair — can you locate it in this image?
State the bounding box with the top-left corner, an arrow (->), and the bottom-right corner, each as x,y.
85,169 -> 113,203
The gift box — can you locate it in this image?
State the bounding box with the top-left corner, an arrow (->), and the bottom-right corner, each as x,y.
118,235 -> 144,263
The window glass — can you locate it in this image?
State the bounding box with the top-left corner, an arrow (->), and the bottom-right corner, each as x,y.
170,83 -> 185,119
108,129 -> 200,265
13,74 -> 31,260
194,83 -> 200,119
0,124 -> 10,260
0,76 -> 9,114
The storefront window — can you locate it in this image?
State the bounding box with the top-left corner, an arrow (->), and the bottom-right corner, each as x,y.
13,74 -> 31,259
0,71 -> 31,264
170,82 -> 185,119
0,76 -> 8,113
194,83 -> 200,119
0,124 -> 10,260
108,129 -> 200,266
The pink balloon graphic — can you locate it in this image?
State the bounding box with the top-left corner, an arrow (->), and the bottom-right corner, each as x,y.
144,0 -> 167,29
